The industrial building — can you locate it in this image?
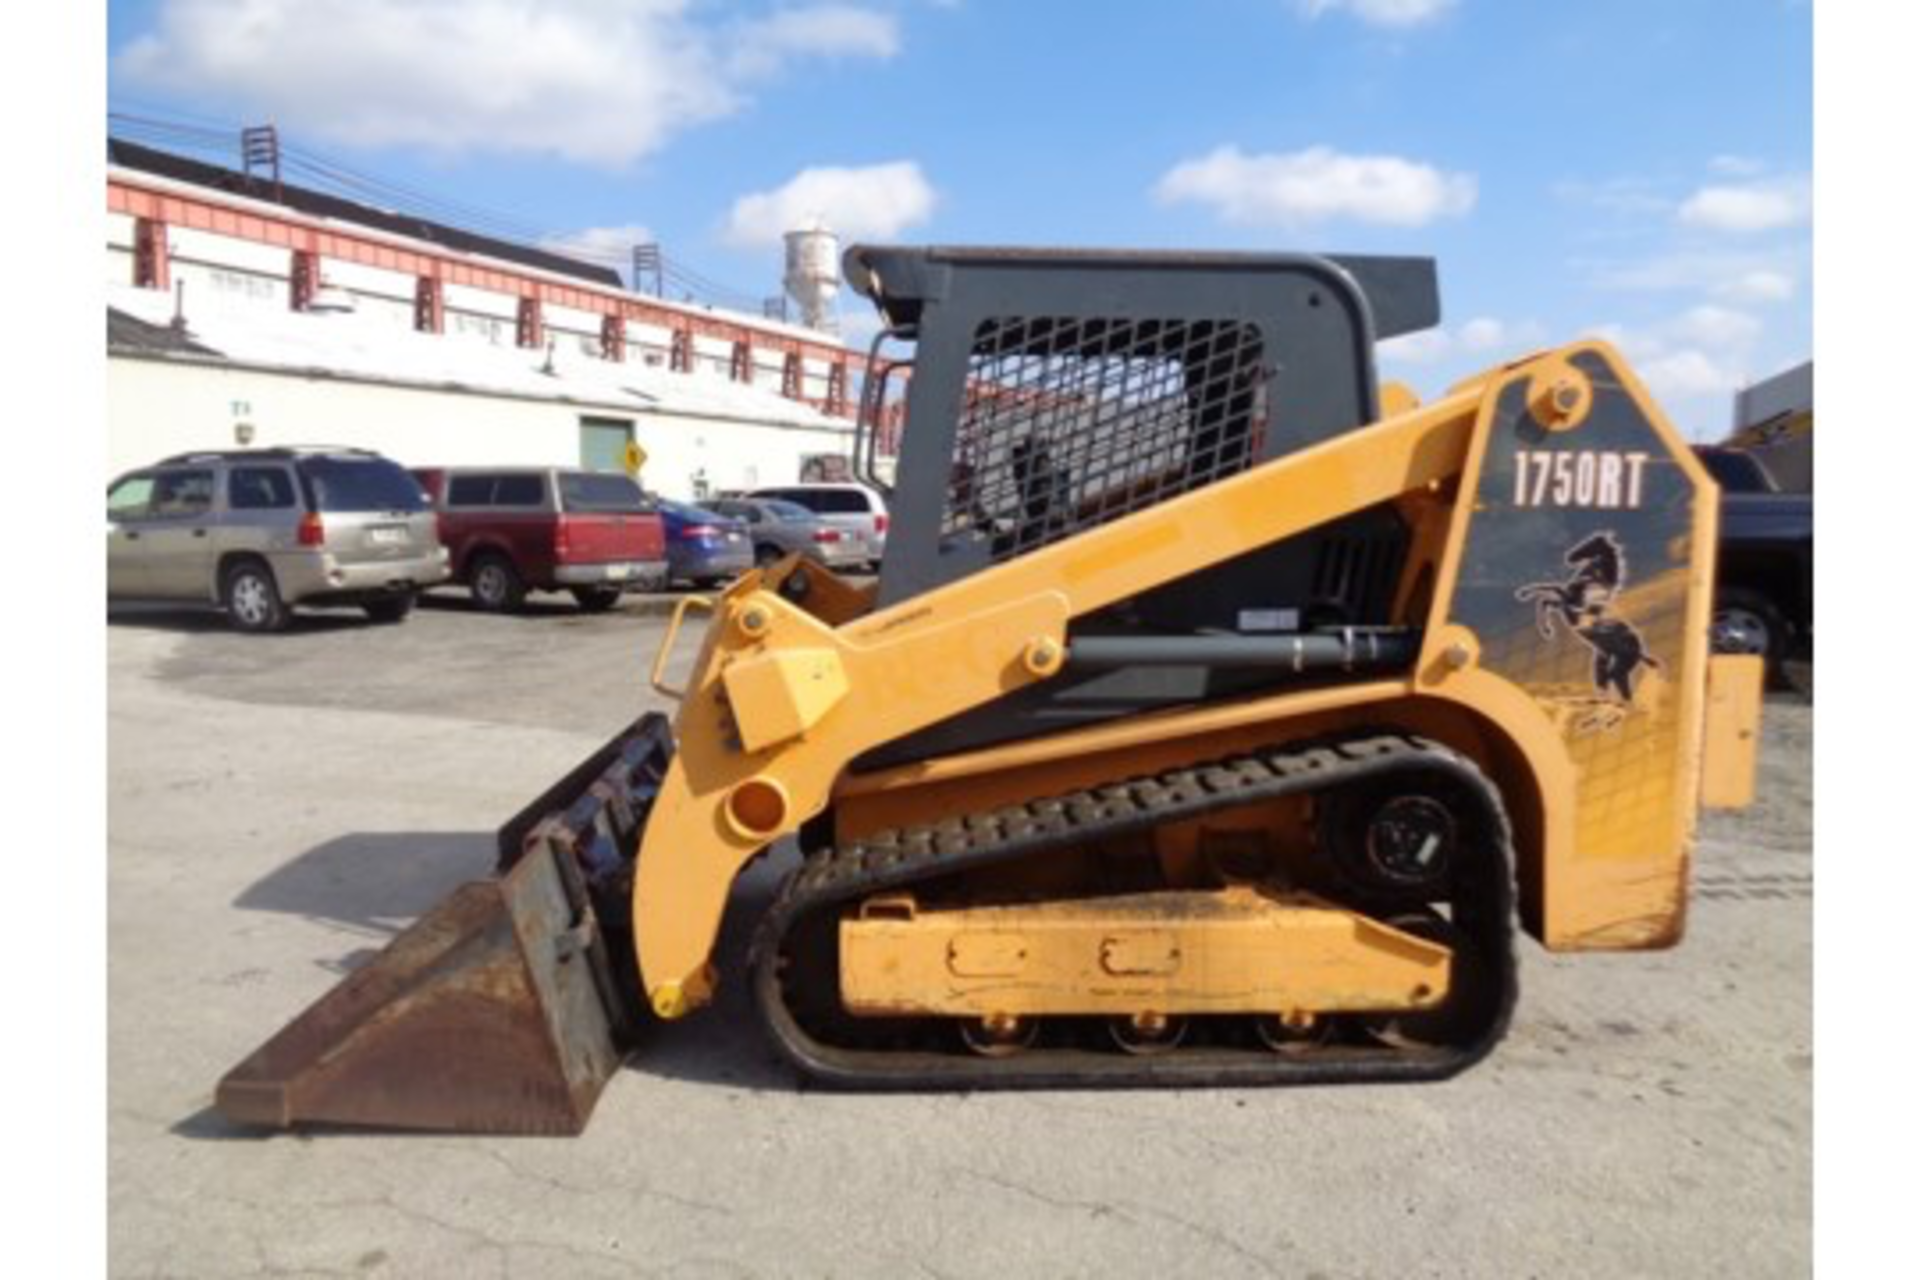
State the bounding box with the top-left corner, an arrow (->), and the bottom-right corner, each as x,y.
1728,360 -> 1813,493
105,139 -> 862,498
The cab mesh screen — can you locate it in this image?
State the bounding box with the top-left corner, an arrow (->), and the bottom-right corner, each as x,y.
942,316 -> 1269,562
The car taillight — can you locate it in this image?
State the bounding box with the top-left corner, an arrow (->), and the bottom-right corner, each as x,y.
811,528 -> 842,543
684,524 -> 720,539
874,513 -> 889,535
555,517 -> 572,561
298,513 -> 325,547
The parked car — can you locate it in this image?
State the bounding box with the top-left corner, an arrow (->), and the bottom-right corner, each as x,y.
744,482 -> 889,570
657,499 -> 754,588
106,447 -> 448,633
412,467 -> 668,612
1695,445 -> 1813,685
703,496 -> 868,571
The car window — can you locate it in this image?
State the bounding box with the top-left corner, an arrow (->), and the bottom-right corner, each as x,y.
229,466 -> 297,511
761,499 -> 815,522
298,457 -> 428,513
768,488 -> 872,515
446,474 -> 496,507
495,474 -> 547,507
709,501 -> 760,523
559,472 -> 649,513
108,474 -> 156,521
150,470 -> 215,518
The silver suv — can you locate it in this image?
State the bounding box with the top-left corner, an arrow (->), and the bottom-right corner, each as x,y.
107,447 -> 449,632
745,482 -> 889,570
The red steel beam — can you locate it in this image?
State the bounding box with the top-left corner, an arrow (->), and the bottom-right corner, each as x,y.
290,249 -> 316,311
133,217 -> 170,291
516,296 -> 543,349
415,276 -> 444,334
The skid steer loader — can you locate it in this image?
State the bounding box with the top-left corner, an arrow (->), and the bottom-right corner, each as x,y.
216,247 -> 1764,1133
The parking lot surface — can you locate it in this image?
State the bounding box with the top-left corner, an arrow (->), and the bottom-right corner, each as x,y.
109,597 -> 1812,1278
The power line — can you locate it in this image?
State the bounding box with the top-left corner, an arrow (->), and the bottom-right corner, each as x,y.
106,105 -> 780,316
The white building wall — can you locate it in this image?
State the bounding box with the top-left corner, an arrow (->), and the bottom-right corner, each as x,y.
443,283 -> 519,319
164,259 -> 288,314
107,356 -> 854,497
321,258 -> 417,304
545,302 -> 602,334
169,226 -> 290,277
350,294 -> 418,330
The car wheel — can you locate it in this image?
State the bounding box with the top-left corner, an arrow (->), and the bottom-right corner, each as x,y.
223,559 -> 289,634
754,543 -> 783,567
469,553 -> 526,613
570,587 -> 622,613
363,591 -> 416,624
1711,587 -> 1789,686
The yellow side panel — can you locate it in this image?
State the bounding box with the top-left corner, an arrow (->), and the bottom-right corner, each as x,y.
1701,655 -> 1765,809
1419,344 -> 1719,952
839,887 -> 1451,1019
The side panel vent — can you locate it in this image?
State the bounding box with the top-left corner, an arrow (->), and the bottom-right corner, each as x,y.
1309,533 -> 1406,625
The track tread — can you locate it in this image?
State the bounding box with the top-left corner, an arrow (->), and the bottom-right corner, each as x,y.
750,731 -> 1519,1091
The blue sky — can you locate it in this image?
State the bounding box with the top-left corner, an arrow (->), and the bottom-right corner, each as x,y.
106,0 -> 1811,437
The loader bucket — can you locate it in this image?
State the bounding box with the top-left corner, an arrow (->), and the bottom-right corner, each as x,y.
216,714 -> 674,1134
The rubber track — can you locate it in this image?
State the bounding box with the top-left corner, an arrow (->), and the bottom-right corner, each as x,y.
750,732 -> 1518,1089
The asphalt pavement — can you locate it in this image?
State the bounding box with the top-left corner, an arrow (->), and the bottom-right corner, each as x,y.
107,594 -> 1812,1278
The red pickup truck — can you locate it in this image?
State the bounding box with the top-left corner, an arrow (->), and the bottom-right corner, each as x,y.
412,467 -> 668,612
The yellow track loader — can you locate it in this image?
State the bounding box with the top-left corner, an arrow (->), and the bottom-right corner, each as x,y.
216,247 -> 1763,1133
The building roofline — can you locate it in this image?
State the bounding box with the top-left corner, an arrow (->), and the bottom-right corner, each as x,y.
107,141 -> 851,355
109,138 -> 622,289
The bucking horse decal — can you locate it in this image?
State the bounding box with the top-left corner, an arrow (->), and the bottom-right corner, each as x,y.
1515,532 -> 1662,714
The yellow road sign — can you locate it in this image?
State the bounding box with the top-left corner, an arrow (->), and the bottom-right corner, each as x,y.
624,441 -> 648,476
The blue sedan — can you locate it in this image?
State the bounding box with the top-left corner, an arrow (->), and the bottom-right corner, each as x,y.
657,499 -> 754,588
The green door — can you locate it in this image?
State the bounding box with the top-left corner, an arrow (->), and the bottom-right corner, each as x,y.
579,417 -> 634,473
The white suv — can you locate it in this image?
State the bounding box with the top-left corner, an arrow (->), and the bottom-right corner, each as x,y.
745,482 -> 889,570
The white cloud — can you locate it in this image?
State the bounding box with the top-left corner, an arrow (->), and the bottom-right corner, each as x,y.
541,223 -> 654,260
539,223 -> 655,283
1718,269 -> 1796,303
1639,348 -> 1746,401
1154,145 -> 1476,228
1378,315 -> 1546,366
1381,308 -> 1768,440
1677,177 -> 1811,233
1579,247 -> 1807,300
1590,313 -> 1765,435
1377,328 -> 1452,366
1708,154 -> 1767,178
723,162 -> 937,248
1457,316 -> 1527,352
1670,304 -> 1761,350
115,1 -> 900,167
1299,0 -> 1458,28
1552,176 -> 1671,218
728,4 -> 900,76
